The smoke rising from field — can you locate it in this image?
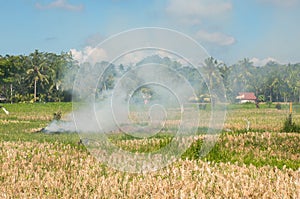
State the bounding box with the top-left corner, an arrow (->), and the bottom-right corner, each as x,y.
44,28 -> 226,173
43,119 -> 76,134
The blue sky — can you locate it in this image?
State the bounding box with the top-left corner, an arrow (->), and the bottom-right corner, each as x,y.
1,0 -> 300,65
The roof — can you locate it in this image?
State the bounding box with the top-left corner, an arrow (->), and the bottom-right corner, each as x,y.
236,92 -> 257,100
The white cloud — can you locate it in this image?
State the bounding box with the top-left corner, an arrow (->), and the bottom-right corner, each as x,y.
35,0 -> 84,11
70,46 -> 108,64
196,30 -> 235,46
166,0 -> 232,25
250,57 -> 280,66
114,50 -> 188,66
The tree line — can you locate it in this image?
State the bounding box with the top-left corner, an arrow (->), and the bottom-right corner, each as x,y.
0,50 -> 77,103
0,51 -> 299,103
213,58 -> 300,103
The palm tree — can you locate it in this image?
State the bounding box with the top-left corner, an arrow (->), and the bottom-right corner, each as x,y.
46,52 -> 71,101
26,50 -> 50,102
237,58 -> 254,91
291,65 -> 300,103
228,58 -> 254,101
200,57 -> 224,106
201,57 -> 222,90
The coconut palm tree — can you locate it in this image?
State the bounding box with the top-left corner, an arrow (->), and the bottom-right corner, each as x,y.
200,57 -> 224,106
26,50 -> 50,102
201,57 -> 222,91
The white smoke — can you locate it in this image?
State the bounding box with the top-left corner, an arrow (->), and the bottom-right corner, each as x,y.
43,119 -> 76,134
42,28 -> 227,173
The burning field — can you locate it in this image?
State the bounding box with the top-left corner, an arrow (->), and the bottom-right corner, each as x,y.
0,102 -> 299,198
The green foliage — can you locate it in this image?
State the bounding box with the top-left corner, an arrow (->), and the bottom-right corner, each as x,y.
258,95 -> 265,102
53,111 -> 62,121
182,132 -> 300,170
1,53 -> 300,104
266,101 -> 273,108
0,102 -> 78,145
275,103 -> 282,110
0,51 -> 76,103
0,103 -> 299,171
227,103 -> 257,110
282,114 -> 300,132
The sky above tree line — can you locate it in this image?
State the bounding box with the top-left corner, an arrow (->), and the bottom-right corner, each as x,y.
1,0 -> 300,66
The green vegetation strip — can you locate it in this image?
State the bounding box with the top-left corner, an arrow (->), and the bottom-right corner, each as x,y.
0,103 -> 299,170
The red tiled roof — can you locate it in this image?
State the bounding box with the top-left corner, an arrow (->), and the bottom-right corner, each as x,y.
236,92 -> 257,100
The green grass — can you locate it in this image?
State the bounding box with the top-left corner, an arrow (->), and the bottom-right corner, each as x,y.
1,102 -> 72,116
0,102 -> 299,170
0,102 -> 81,145
227,102 -> 291,110
182,132 -> 300,170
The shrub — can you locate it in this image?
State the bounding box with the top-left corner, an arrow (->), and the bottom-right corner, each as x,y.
282,114 -> 300,132
275,103 -> 281,110
53,111 -> 62,121
258,95 -> 265,102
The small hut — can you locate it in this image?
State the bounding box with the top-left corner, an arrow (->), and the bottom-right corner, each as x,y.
236,92 -> 257,103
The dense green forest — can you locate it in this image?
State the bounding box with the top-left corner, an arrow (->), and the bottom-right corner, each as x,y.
0,50 -> 299,103
0,50 -> 77,103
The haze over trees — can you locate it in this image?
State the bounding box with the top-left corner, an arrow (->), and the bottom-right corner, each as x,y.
0,51 -> 299,103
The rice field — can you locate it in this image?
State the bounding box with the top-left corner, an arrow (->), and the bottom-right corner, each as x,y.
0,102 -> 299,198
0,141 -> 299,198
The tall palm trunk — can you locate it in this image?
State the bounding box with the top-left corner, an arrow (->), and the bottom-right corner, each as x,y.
10,84 -> 12,104
34,79 -> 37,102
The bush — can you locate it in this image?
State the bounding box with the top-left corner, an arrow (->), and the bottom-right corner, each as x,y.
282,114 -> 300,132
275,103 -> 281,110
53,111 -> 62,121
258,95 -> 265,102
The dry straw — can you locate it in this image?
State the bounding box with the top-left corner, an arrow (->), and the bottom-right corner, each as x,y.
0,141 -> 299,198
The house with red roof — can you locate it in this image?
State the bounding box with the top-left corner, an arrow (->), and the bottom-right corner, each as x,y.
236,92 -> 257,103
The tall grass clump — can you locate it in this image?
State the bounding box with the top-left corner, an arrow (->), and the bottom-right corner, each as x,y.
282,114 -> 300,133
